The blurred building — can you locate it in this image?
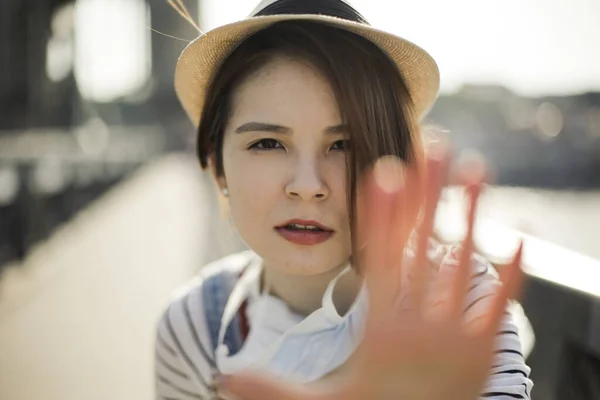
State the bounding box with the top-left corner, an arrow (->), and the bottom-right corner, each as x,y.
0,0 -> 197,143
429,85 -> 600,189
1,0 -> 75,129
0,0 -> 202,266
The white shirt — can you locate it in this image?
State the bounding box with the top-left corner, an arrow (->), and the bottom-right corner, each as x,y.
215,261 -> 368,382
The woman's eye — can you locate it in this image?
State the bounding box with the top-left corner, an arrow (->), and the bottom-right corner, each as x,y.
330,139 -> 350,151
249,139 -> 283,150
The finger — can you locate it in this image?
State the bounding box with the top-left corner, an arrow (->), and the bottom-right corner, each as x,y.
357,157 -> 401,268
448,179 -> 482,319
221,373 -> 333,400
450,149 -> 489,186
385,164 -> 420,310
410,146 -> 449,315
482,241 -> 525,336
359,157 -> 403,319
387,172 -> 413,270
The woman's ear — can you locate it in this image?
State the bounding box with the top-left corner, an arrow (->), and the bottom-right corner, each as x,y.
208,153 -> 228,196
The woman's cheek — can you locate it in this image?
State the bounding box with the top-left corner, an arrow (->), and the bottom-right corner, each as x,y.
227,153 -> 286,211
325,155 -> 349,198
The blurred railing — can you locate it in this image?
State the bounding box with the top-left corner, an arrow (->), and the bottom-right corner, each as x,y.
437,209 -> 600,400
0,125 -> 166,268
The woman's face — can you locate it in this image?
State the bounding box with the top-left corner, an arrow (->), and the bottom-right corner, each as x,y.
219,56 -> 352,275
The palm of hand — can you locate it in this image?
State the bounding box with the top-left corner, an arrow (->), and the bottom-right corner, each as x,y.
222,148 -> 523,400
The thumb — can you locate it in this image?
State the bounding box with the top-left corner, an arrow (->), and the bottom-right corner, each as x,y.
220,373 -> 332,400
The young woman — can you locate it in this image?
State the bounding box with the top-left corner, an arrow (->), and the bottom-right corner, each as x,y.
154,1 -> 533,399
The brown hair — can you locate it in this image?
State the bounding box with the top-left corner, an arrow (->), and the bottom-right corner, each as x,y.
197,20 -> 424,241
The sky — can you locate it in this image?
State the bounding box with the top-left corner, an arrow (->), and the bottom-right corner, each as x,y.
201,0 -> 600,97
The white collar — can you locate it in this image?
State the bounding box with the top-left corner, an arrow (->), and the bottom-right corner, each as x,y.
216,257 -> 365,353
215,258 -> 368,380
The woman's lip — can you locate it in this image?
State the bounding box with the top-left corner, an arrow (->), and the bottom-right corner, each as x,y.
276,219 -> 333,231
275,227 -> 334,246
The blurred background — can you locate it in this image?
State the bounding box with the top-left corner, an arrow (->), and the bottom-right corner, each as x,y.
0,0 -> 599,399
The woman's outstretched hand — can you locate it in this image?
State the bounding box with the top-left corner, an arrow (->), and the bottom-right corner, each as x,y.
219,147 -> 524,400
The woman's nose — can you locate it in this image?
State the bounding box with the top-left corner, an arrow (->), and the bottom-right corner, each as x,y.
285,158 -> 329,201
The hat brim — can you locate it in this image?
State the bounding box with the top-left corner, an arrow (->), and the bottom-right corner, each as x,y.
175,14 -> 440,128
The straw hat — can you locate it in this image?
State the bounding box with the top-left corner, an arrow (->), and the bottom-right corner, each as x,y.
174,0 -> 440,128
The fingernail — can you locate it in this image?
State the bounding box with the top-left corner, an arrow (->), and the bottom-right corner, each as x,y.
513,240 -> 524,264
373,156 -> 404,193
426,139 -> 449,162
457,149 -> 487,184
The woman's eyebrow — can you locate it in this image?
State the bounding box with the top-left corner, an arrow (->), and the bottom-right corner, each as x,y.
325,124 -> 348,134
235,122 -> 290,134
235,122 -> 347,134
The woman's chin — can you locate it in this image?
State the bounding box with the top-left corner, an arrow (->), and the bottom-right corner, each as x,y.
266,250 -> 350,277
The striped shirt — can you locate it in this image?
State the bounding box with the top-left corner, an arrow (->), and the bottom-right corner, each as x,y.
154,248 -> 533,400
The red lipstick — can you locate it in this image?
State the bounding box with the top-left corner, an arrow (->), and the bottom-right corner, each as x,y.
275,219 -> 334,246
